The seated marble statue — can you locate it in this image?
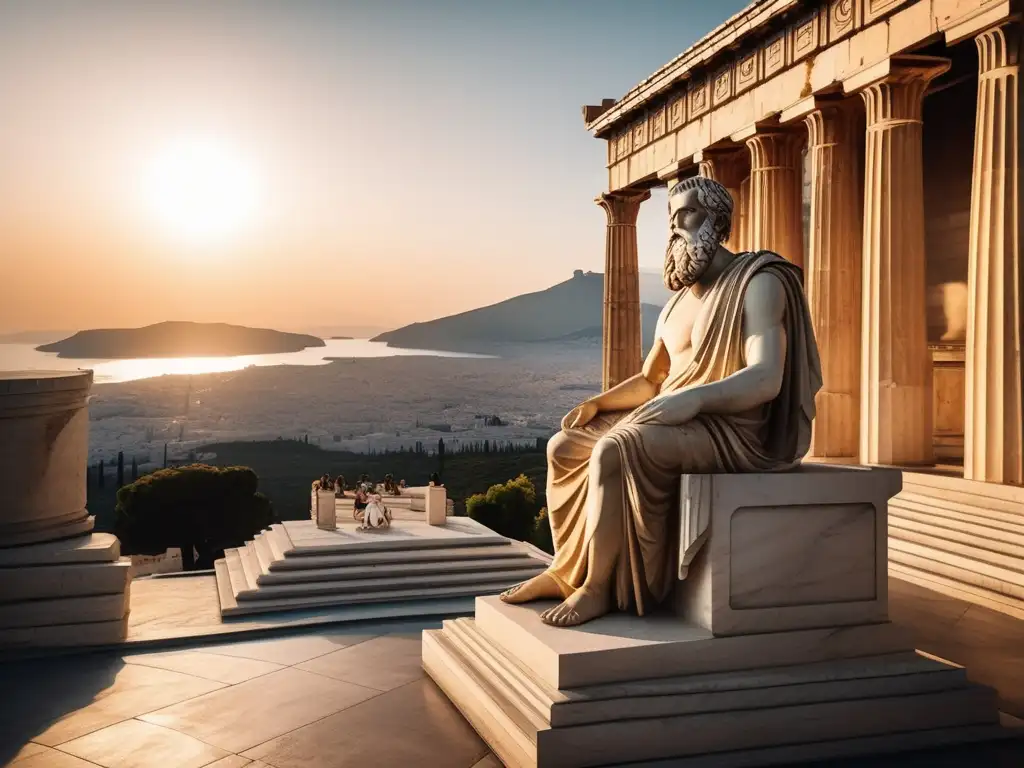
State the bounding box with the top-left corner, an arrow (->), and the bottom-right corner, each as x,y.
359,493 -> 392,530
501,175 -> 822,627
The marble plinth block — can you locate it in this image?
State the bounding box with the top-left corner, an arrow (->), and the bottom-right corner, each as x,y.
423,466 -> 1008,767
0,371 -> 131,649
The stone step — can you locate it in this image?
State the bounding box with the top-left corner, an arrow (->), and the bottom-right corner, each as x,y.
888,520 -> 1024,569
890,502 -> 1024,550
232,566 -> 543,602
231,547 -> 261,592
257,554 -> 543,586
892,494 -> 1024,537
252,534 -> 275,574
889,561 -> 1024,620
0,533 -> 120,567
214,558 -> 238,614
902,473 -> 1024,517
278,517 -> 508,556
888,538 -> 1024,593
266,543 -> 525,572
0,615 -> 129,649
897,485 -> 1024,525
889,547 -> 1023,607
219,579 -> 533,617
0,560 -> 131,603
266,524 -> 292,560
423,625 -> 1003,768
0,588 -> 130,629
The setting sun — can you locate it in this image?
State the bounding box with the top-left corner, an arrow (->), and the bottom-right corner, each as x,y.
145,137 -> 261,244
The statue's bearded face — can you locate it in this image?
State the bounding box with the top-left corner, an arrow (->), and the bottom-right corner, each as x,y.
664,188 -> 723,291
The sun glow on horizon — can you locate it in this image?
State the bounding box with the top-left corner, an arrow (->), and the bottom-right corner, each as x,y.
144,137 -> 261,245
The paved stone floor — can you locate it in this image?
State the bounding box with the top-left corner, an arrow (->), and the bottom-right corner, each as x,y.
0,578 -> 1022,768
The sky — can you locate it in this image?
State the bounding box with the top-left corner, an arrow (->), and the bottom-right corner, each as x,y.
0,0 -> 749,335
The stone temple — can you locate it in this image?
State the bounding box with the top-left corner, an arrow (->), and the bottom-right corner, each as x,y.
1,1 -> 1023,767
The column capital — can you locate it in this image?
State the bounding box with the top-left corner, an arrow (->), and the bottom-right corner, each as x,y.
843,56 -> 950,126
976,20 -> 1022,74
804,98 -> 859,148
744,130 -> 804,169
694,147 -> 748,190
595,189 -> 651,226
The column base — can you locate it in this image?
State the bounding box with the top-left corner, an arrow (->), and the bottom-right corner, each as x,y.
0,532 -> 131,649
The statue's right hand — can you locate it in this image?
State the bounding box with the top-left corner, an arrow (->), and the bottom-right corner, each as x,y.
562,400 -> 599,431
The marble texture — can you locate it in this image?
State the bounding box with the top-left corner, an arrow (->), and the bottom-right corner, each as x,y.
673,465 -> 901,636
469,595 -> 911,690
214,518 -> 550,618
58,718 -> 230,768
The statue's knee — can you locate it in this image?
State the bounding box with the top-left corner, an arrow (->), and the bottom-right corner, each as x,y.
592,438 -> 620,477
547,431 -> 570,463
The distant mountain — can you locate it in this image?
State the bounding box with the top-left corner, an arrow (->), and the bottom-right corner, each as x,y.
639,268 -> 673,306
37,322 -> 325,359
372,270 -> 666,353
0,330 -> 74,345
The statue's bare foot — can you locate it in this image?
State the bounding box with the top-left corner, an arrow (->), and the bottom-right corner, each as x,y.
500,572 -> 566,604
540,586 -> 611,627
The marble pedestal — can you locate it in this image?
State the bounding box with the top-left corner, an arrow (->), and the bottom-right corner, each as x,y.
423,466 -> 1008,767
0,371 -> 131,649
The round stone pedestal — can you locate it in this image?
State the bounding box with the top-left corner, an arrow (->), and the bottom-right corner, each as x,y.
0,370 -> 94,547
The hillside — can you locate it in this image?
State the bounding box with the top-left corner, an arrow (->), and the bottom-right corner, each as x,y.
372,270 -> 666,352
38,321 -> 325,359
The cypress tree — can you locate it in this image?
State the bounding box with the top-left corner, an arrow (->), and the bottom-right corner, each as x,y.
116,451 -> 124,487
98,460 -> 105,488
163,443 -> 168,468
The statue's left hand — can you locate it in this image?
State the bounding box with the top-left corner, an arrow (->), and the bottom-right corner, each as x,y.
632,390 -> 701,426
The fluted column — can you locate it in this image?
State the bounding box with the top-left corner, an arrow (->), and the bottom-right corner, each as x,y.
696,149 -> 747,252
597,190 -> 651,391
965,24 -> 1023,485
850,56 -> 950,466
737,175 -> 751,252
745,131 -> 805,264
804,100 -> 863,459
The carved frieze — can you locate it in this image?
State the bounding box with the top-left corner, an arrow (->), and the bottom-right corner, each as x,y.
828,0 -> 857,42
763,31 -> 787,77
736,52 -> 759,93
791,10 -> 821,63
689,78 -> 710,118
649,105 -> 667,140
864,0 -> 911,23
668,93 -> 687,130
615,129 -> 632,160
631,118 -> 648,150
712,66 -> 733,107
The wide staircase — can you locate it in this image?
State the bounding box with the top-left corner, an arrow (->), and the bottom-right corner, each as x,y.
889,471 -> 1024,619
214,516 -> 551,618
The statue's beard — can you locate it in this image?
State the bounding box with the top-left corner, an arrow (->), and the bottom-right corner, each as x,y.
664,217 -> 720,291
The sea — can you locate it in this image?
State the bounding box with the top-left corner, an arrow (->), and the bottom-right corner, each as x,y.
0,339 -> 490,385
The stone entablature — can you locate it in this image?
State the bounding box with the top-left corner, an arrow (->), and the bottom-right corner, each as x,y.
586,0 -> 1011,193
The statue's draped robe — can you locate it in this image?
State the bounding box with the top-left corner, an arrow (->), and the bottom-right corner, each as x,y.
544,251 -> 823,615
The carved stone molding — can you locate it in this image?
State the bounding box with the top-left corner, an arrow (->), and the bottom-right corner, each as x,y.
964,22 -> 1023,484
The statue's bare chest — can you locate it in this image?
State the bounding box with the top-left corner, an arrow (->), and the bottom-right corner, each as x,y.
661,291 -> 716,370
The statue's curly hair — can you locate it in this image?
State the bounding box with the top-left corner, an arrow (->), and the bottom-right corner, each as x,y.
668,176 -> 734,243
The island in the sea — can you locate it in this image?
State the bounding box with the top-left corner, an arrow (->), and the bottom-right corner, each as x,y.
37,321 -> 326,359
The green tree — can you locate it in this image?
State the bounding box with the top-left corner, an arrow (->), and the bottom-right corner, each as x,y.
116,451 -> 125,488
98,460 -> 105,489
531,507 -> 554,554
114,463 -> 273,571
437,437 -> 445,481
465,474 -> 539,542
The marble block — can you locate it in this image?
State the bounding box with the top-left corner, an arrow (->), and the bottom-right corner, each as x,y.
423,597 -> 1007,768
425,485 -> 447,525
314,490 -> 337,530
673,465 -> 902,636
